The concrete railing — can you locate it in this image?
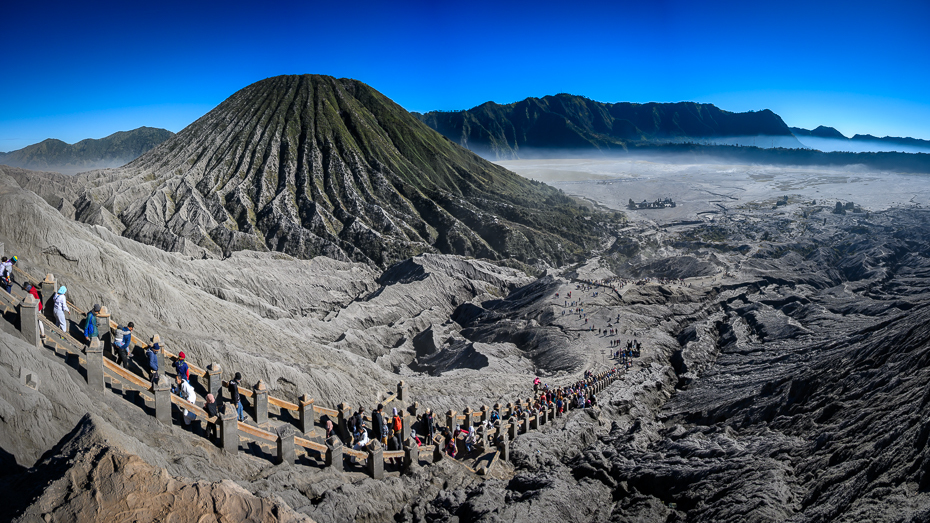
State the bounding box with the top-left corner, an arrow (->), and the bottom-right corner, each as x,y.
2,265 -> 622,479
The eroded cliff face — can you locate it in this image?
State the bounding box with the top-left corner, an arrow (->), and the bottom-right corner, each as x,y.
60,75 -> 606,268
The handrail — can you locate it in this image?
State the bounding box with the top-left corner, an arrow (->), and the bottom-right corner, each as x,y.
39,316 -> 84,351
102,358 -> 151,389
238,421 -> 277,443
295,436 -> 327,453
344,448 -> 368,459
7,262 -> 626,476
171,394 -> 214,423
269,397 -> 299,411
315,406 -> 338,417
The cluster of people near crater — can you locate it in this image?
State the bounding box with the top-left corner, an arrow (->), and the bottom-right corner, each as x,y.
2,253 -> 622,472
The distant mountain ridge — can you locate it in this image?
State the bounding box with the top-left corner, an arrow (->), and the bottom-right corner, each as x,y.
0,127 -> 174,175
415,95 -> 804,159
61,75 -> 607,268
791,126 -> 930,151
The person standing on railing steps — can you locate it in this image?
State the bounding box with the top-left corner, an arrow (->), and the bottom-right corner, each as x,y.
53,286 -> 69,332
0,273 -> 11,294
228,372 -> 245,422
173,374 -> 197,426
0,256 -> 14,284
372,404 -> 387,445
348,408 -> 363,445
204,394 -> 219,440
83,304 -> 100,343
174,352 -> 190,381
146,340 -> 160,385
113,323 -> 133,370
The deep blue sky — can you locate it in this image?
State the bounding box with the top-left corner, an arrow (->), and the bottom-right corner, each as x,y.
2,0 -> 928,151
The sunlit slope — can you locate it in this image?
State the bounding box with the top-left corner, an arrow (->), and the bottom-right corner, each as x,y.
73,75 -> 604,267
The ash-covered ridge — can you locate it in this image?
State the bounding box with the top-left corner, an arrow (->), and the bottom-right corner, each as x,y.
69,75 -> 605,267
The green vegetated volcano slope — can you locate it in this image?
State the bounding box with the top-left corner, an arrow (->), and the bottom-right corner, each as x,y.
73,75 -> 603,267
0,127 -> 173,175
416,95 -> 801,159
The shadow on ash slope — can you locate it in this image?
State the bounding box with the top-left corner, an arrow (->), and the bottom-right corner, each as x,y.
410,208 -> 930,522
6,160 -> 930,522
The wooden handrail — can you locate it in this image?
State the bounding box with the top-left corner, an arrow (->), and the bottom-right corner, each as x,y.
171,395 -> 215,423
238,421 -> 277,443
295,437 -> 327,453
269,397 -> 299,412
221,380 -> 254,398
39,316 -> 84,351
344,448 -> 368,460
6,264 -> 630,478
315,406 -> 338,417
102,358 -> 151,389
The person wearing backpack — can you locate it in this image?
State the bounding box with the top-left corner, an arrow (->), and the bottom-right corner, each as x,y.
0,270 -> 11,294
173,374 -> 197,427
113,323 -> 134,370
83,304 -> 100,342
174,352 -> 190,381
228,372 -> 245,422
146,341 -> 160,385
391,407 -> 403,434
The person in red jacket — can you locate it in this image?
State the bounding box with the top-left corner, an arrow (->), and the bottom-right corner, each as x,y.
24,282 -> 45,340
24,283 -> 42,312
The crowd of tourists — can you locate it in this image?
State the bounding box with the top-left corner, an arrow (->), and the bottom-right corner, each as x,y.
2,254 -> 620,468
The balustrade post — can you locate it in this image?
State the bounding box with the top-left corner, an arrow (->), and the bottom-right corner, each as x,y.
153,380 -> 171,424
253,380 -> 269,425
397,380 -> 407,401
508,420 -> 517,440
499,438 -> 510,462
298,395 -> 315,434
207,363 -> 222,401
326,436 -> 344,471
403,440 -> 419,470
462,407 -> 473,429
277,425 -> 296,465
219,404 -> 239,454
480,405 -> 489,424
19,295 -> 40,348
40,274 -> 56,316
367,441 -> 384,479
446,410 -> 457,431
86,338 -> 104,392
95,306 -> 111,354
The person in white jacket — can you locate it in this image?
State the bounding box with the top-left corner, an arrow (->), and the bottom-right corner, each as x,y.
174,374 -> 197,425
53,286 -> 69,332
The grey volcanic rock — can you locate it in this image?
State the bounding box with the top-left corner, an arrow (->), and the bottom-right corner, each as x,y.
63,75 -> 606,267
0,414 -> 312,523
